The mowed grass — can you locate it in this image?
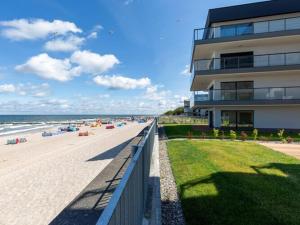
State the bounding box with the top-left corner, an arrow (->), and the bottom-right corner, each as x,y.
167,140 -> 300,225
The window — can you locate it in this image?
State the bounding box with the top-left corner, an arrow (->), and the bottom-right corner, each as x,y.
220,81 -> 254,101
220,23 -> 253,37
221,52 -> 254,69
221,111 -> 254,128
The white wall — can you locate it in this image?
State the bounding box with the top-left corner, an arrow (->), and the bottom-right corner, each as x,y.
254,106 -> 300,129
213,106 -> 300,129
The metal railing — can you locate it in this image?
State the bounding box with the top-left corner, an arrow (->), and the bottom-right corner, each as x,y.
194,87 -> 300,102
96,119 -> 156,225
194,52 -> 300,72
194,15 -> 300,41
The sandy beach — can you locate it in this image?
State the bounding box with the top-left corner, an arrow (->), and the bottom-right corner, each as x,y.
0,121 -> 149,225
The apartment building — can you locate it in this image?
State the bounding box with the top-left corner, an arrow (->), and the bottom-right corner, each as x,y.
190,0 -> 300,130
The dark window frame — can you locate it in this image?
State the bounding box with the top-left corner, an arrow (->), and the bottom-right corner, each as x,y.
221,110 -> 254,129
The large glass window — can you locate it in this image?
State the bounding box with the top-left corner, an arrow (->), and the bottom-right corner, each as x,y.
221,111 -> 254,128
221,52 -> 254,69
220,81 -> 254,101
220,23 -> 253,37
221,111 -> 236,127
238,111 -> 254,128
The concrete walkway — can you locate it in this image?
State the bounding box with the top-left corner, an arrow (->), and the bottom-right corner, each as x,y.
50,132 -> 145,225
0,123 -> 149,225
260,143 -> 300,160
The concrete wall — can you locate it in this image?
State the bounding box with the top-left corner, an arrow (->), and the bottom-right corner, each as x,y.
213,106 -> 300,129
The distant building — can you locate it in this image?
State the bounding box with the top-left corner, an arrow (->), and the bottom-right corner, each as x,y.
190,0 -> 300,129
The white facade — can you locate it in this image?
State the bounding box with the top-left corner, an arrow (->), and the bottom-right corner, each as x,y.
192,6 -> 300,130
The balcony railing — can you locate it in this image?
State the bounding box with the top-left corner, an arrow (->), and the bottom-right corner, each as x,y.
194,16 -> 300,41
194,52 -> 300,72
194,87 -> 300,102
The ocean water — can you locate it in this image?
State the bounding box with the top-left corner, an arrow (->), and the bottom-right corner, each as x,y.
0,115 -> 133,136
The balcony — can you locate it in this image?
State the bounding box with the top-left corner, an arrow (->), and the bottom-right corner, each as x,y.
194,51 -> 300,74
193,86 -> 300,106
194,16 -> 300,42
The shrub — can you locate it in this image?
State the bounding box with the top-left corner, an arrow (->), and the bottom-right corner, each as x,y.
269,133 -> 273,140
240,131 -> 248,141
259,136 -> 269,142
213,128 -> 219,139
287,136 -> 293,144
220,130 -> 225,140
252,129 -> 258,140
277,129 -> 285,141
187,131 -> 193,139
201,132 -> 206,139
230,130 -> 237,140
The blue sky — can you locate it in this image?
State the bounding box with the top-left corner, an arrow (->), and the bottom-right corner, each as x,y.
0,0 -> 262,115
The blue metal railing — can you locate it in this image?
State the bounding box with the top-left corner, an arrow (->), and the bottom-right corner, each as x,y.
96,119 -> 156,225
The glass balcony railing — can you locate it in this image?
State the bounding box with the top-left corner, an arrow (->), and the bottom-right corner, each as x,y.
194,52 -> 300,72
194,16 -> 300,41
193,87 -> 300,102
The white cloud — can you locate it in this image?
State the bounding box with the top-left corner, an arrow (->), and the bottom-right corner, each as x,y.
15,53 -> 80,82
93,75 -> 151,90
181,64 -> 191,76
44,35 -> 85,52
0,84 -> 15,93
70,50 -> 120,74
16,50 -> 119,82
0,19 -> 82,41
87,32 -> 97,39
144,85 -> 170,101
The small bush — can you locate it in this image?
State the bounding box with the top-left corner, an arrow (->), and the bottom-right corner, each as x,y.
230,130 -> 237,140
259,136 -> 269,142
269,133 -> 273,140
240,131 -> 248,141
277,129 -> 285,141
201,132 -> 206,139
220,130 -> 225,140
187,131 -> 193,139
287,136 -> 293,144
213,128 -> 219,139
252,129 -> 258,140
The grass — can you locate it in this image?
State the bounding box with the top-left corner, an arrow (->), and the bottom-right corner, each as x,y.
167,140 -> 300,225
163,124 -> 300,142
159,116 -> 208,125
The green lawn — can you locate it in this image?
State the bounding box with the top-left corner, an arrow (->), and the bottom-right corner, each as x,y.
164,124 -> 300,142
167,140 -> 300,225
159,116 -> 208,125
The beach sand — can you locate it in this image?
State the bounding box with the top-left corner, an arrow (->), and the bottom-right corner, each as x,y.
0,121 -> 149,225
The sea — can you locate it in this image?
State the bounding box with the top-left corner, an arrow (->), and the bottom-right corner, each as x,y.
0,115 -> 135,136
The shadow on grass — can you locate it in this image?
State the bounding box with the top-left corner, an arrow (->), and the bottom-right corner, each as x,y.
178,163 -> 300,225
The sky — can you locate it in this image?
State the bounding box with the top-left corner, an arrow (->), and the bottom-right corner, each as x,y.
0,0 -> 263,115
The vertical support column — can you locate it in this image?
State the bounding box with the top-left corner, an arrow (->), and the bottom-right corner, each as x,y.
214,108 -> 222,128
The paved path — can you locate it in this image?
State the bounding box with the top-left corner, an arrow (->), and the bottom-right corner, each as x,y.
49,133 -> 144,225
0,123 -> 148,225
260,143 -> 300,160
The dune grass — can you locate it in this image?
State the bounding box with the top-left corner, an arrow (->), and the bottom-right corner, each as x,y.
167,140 -> 300,225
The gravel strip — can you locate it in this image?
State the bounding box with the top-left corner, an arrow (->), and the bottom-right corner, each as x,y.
159,138 -> 186,225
